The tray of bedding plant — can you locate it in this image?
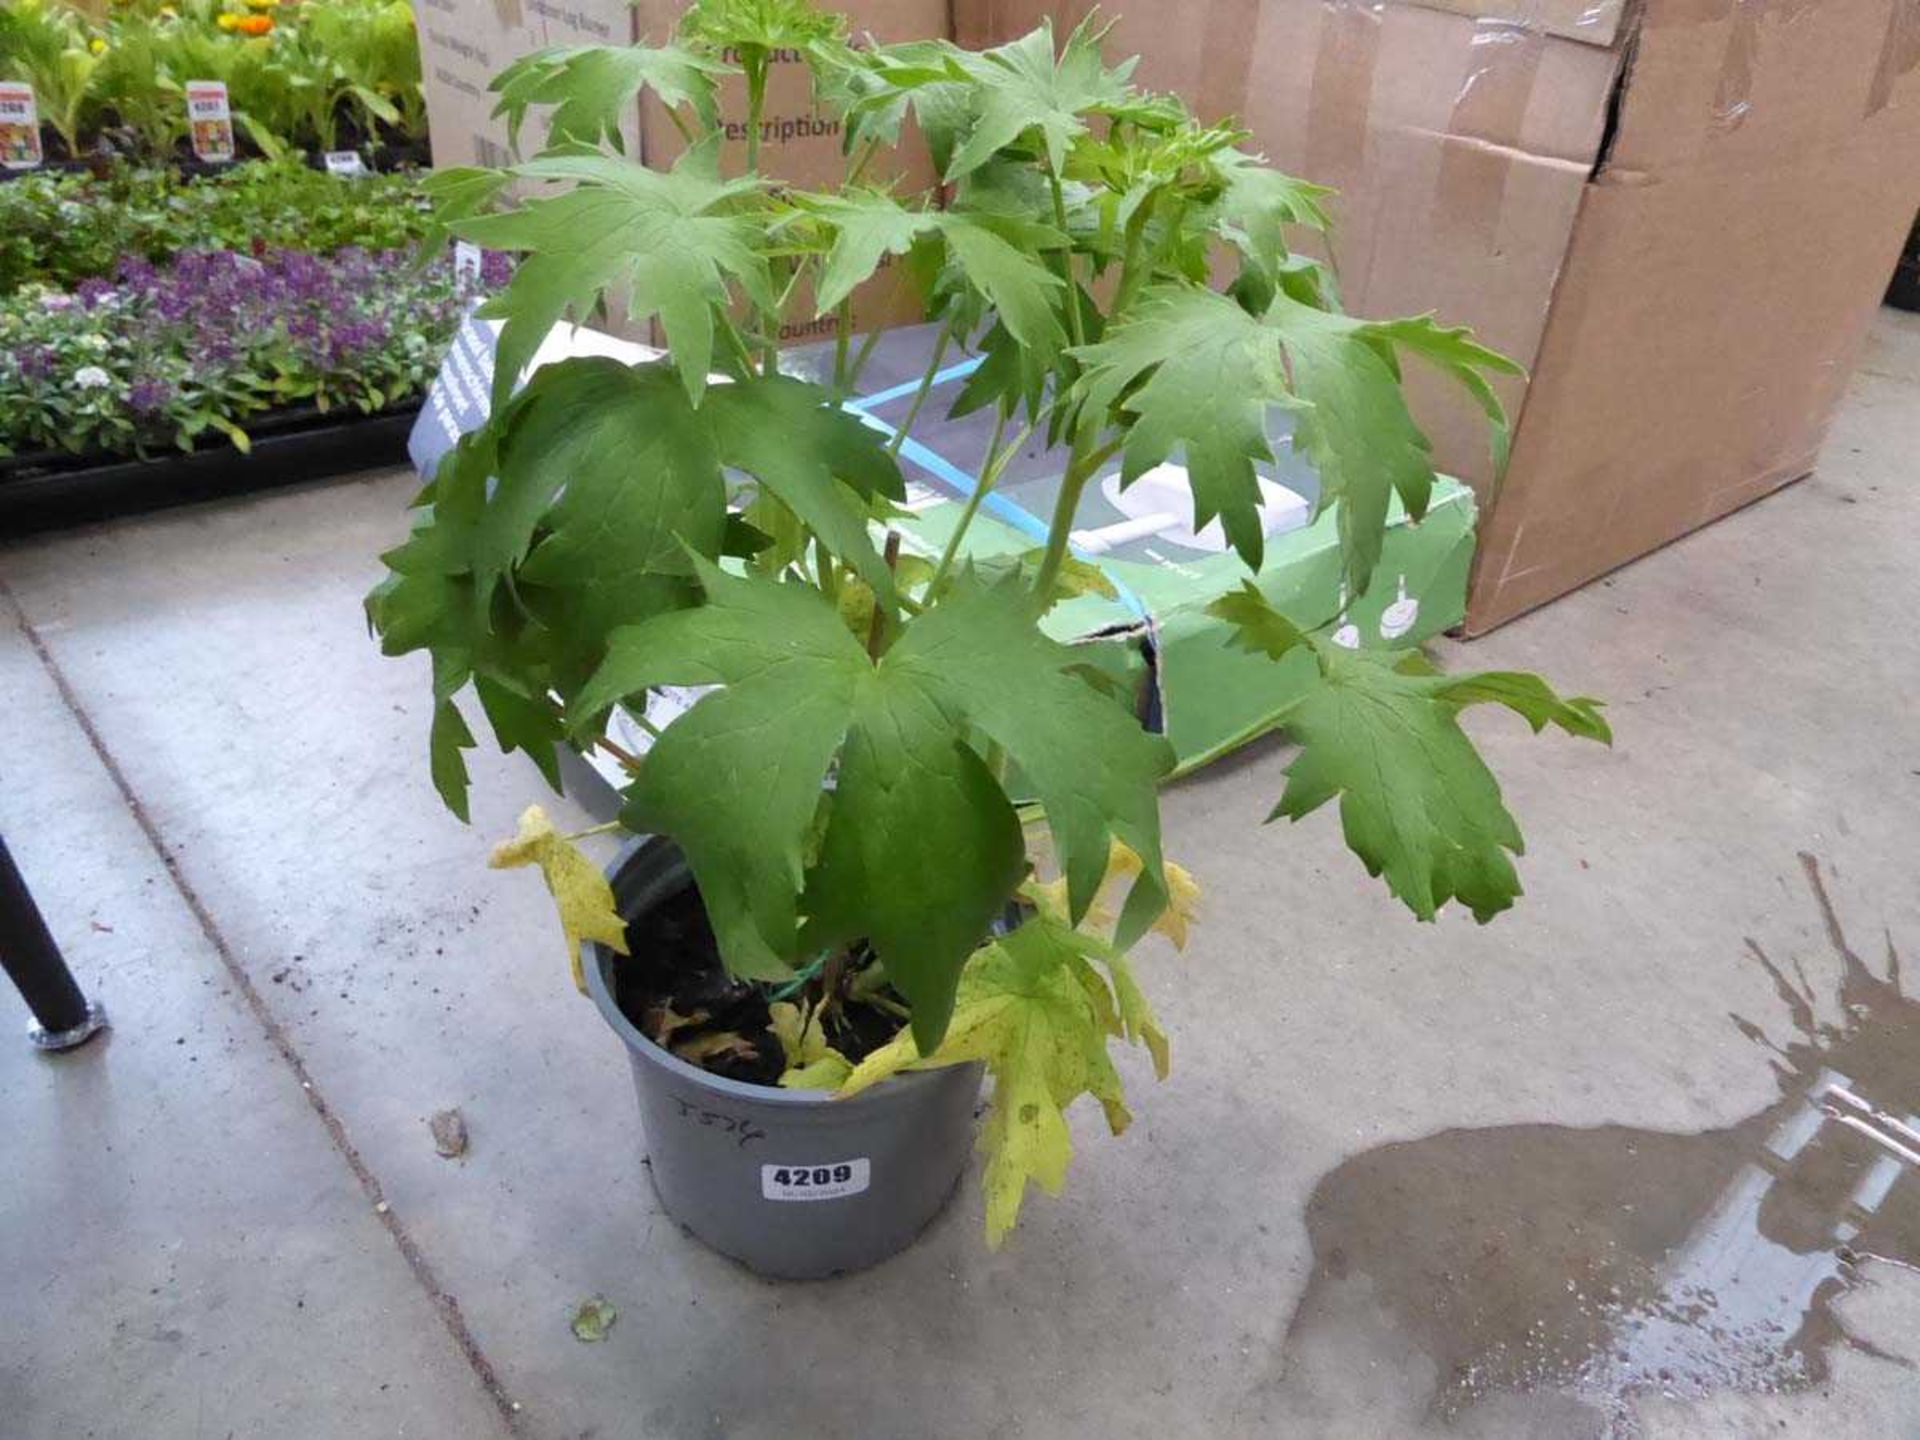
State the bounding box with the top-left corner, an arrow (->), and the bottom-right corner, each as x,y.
0,162 -> 502,532
0,0 -> 428,177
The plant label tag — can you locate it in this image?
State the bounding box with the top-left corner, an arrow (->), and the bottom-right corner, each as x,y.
324,150 -> 367,178
453,240 -> 484,287
761,1159 -> 870,1202
186,82 -> 235,163
0,83 -> 43,171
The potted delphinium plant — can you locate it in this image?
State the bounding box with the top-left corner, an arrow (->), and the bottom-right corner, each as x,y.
366,0 -> 1610,1277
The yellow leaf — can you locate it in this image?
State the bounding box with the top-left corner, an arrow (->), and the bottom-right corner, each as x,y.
643,1003 -> 708,1044
1024,838 -> 1200,951
769,998 -> 856,1088
1105,953 -> 1170,1080
1105,843 -> 1202,951
1154,861 -> 1202,950
673,1031 -> 757,1065
780,1052 -> 854,1089
769,998 -> 831,1062
489,805 -> 629,993
837,917 -> 1152,1248
981,1023 -> 1072,1243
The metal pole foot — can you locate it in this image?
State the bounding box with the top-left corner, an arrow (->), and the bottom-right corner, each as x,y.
29,998 -> 109,1053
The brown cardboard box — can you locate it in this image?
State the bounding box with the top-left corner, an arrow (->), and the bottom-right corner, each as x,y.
413,0 -> 950,337
960,0 -> 1920,631
414,0 -> 639,169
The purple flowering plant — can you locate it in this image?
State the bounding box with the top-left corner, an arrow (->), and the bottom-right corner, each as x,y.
0,245 -> 502,462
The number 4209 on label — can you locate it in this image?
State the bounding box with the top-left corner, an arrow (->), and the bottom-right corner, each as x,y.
761,1158 -> 870,1201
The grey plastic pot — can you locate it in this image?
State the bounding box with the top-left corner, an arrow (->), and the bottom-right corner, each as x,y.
583,836 -> 983,1280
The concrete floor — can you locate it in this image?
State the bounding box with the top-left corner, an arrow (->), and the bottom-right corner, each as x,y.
3,309 -> 1919,1439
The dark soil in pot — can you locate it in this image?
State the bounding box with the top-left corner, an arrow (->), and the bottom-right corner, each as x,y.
610,872 -> 912,1088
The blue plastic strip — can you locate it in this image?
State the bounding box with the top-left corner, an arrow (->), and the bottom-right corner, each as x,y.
842,355 -> 985,414
849,410 -> 1049,543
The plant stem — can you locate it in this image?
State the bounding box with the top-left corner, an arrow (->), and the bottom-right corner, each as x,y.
928,407 -> 1025,596
1113,207 -> 1152,318
819,949 -> 848,1023
562,820 -> 625,843
868,531 -> 902,658
761,257 -> 787,376
885,325 -> 953,458
595,733 -> 644,773
814,538 -> 841,602
774,255 -> 810,318
845,318 -> 889,394
832,298 -> 854,395
1045,158 -> 1086,350
1031,433 -> 1123,613
846,136 -> 881,187
717,313 -> 760,376
744,53 -> 767,173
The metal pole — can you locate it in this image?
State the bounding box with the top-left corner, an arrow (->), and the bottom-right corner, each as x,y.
0,837 -> 108,1051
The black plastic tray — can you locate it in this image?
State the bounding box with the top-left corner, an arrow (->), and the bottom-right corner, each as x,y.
1889,235 -> 1920,312
0,401 -> 419,535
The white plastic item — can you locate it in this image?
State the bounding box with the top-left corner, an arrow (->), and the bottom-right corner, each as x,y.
1098,462 -> 1310,554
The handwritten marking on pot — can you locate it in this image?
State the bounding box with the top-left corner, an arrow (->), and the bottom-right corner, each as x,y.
762,1159 -> 872,1202
668,1094 -> 767,1148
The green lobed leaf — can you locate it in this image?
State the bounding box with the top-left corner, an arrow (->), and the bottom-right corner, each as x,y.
788,190 -> 1065,360
1268,298 -> 1518,591
937,212 -> 1067,360
418,165 -> 513,262
1073,286 -> 1518,594
495,359 -> 728,672
826,39 -> 973,162
701,371 -> 907,595
1364,314 -> 1525,477
1072,286 -> 1284,570
429,698 -> 476,822
454,141 -> 772,407
944,18 -> 1138,182
474,675 -> 566,793
571,561 -> 1172,1049
1207,149 -> 1334,298
489,43 -> 725,156
367,429 -> 503,699
370,354 -> 908,822
676,0 -> 848,57
1270,643 -> 1609,923
582,565 -> 865,983
1207,579 -> 1313,661
802,678 -> 1026,1046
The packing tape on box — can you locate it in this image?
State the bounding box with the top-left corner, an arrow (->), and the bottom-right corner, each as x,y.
1867,0 -> 1920,114
1306,0 -> 1386,180
1436,17 -> 1547,243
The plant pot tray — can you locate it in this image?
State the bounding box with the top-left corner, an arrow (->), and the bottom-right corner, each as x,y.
0,401 -> 420,535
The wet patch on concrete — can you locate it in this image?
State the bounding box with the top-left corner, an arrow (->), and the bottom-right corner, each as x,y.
1284,854 -> 1920,1435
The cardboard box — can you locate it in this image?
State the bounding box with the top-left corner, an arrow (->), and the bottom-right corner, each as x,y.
413,0 -> 948,339
960,0 -> 1920,631
409,317 -> 1477,782
413,0 -> 634,169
